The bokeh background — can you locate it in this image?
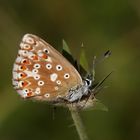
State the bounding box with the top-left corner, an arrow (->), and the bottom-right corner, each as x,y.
0,0 -> 140,140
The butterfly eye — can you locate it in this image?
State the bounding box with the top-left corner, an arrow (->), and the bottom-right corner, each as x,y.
21,59 -> 31,65
19,65 -> 27,71
34,63 -> 41,69
64,73 -> 70,79
46,64 -> 52,70
38,80 -> 44,86
56,65 -> 63,71
43,49 -> 49,54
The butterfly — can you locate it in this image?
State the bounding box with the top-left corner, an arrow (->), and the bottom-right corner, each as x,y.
12,34 -> 111,109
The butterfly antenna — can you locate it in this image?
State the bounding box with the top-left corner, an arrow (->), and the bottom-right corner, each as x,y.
93,50 -> 111,67
92,71 -> 114,96
92,86 -> 108,97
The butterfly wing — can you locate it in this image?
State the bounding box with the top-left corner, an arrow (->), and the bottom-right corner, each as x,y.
12,34 -> 82,102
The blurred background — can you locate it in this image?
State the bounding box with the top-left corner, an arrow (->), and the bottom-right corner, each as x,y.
0,0 -> 140,140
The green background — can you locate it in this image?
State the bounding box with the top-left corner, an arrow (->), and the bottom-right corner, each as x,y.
0,0 -> 140,140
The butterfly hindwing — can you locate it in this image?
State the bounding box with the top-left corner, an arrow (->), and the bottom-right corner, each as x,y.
12,34 -> 82,102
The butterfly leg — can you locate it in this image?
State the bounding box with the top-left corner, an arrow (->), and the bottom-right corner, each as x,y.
52,106 -> 57,120
75,89 -> 92,110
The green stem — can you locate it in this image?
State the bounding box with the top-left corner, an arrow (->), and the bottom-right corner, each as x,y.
69,106 -> 89,140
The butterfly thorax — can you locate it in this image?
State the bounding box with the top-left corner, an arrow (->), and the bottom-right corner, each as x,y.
65,78 -> 93,102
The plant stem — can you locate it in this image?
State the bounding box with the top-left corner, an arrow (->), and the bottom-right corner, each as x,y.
69,106 -> 89,140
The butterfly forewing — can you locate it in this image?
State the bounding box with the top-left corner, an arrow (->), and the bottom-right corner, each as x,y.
12,34 -> 82,102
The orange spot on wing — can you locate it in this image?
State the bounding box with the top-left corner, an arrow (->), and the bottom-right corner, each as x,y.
22,81 -> 29,87
32,55 -> 39,60
20,65 -> 27,71
27,92 -> 33,97
20,72 -> 27,79
21,59 -> 31,65
42,54 -> 48,59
